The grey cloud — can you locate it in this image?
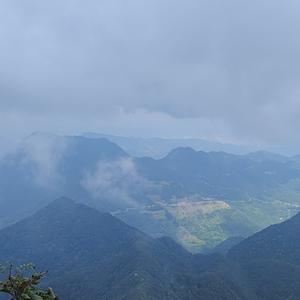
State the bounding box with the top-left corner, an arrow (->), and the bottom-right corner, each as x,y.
1,0 -> 300,146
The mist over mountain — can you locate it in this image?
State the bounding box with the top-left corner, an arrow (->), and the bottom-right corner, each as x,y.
1,133 -> 300,253
0,133 -> 129,219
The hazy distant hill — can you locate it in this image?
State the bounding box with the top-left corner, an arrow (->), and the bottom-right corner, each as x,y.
244,151 -> 290,163
83,132 -> 258,158
136,147 -> 298,199
83,132 -> 300,158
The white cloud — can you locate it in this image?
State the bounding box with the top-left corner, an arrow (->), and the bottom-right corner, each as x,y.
81,157 -> 152,207
20,133 -> 68,188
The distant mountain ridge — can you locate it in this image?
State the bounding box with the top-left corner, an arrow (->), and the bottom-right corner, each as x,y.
83,132 -> 300,158
83,132 -> 260,158
136,147 -> 300,199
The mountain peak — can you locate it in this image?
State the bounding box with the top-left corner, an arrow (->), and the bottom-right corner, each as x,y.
166,147 -> 198,159
45,196 -> 76,209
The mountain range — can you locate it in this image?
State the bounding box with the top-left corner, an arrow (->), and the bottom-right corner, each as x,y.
83,132 -> 300,158
83,132 -> 258,158
1,132 -> 300,252
1,197 -> 300,300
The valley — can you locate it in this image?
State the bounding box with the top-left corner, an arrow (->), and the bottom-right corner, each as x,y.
1,133 -> 300,252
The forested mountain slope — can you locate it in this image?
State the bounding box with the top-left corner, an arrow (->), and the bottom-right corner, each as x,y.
0,198 -> 246,300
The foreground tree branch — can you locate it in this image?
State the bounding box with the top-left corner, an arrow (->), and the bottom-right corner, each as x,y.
0,263 -> 58,300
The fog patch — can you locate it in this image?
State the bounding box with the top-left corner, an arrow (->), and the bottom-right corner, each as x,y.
20,133 -> 68,188
81,158 -> 152,208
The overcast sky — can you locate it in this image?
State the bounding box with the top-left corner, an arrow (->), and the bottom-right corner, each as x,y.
1,0 -> 300,153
